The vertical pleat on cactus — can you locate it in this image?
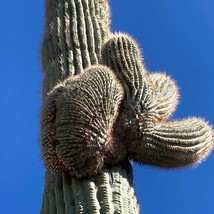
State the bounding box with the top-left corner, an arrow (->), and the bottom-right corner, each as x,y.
41,0 -> 111,96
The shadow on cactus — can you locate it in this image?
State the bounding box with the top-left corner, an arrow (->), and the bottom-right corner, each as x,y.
41,33 -> 213,179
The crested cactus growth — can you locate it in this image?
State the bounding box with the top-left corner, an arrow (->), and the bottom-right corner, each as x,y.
40,0 -> 213,213
42,65 -> 125,178
102,33 -> 213,167
102,34 -> 179,122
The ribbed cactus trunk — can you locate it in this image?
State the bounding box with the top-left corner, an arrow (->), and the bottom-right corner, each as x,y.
40,0 -> 139,213
40,163 -> 139,213
41,0 -> 111,94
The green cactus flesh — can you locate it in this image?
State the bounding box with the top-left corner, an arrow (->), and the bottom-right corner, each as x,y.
41,0 -> 111,95
40,163 -> 139,214
40,0 -> 214,213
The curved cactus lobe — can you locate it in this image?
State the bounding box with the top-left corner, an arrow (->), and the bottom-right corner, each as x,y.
41,65 -> 125,178
129,118 -> 213,168
102,33 -> 148,104
102,34 -> 152,140
149,73 -> 179,121
102,34 -> 179,121
42,86 -> 67,173
41,0 -> 111,96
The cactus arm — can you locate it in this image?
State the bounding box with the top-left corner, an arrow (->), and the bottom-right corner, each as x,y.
102,33 -> 148,103
129,118 -> 213,167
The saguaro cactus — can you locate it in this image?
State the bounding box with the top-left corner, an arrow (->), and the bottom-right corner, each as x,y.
40,0 -> 139,213
40,1 -> 213,213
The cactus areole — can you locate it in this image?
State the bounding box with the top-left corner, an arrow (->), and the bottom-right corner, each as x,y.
40,0 -> 213,213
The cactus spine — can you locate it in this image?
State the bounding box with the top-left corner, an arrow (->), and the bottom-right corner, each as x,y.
40,1 -> 213,213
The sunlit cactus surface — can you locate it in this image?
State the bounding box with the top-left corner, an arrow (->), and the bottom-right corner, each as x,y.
40,0 -> 213,213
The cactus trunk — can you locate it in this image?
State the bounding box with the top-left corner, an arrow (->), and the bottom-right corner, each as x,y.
40,163 -> 139,214
41,0 -> 111,96
40,0 -> 139,213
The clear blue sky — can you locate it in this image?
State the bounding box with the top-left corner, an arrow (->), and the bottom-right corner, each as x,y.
0,1 -> 214,213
